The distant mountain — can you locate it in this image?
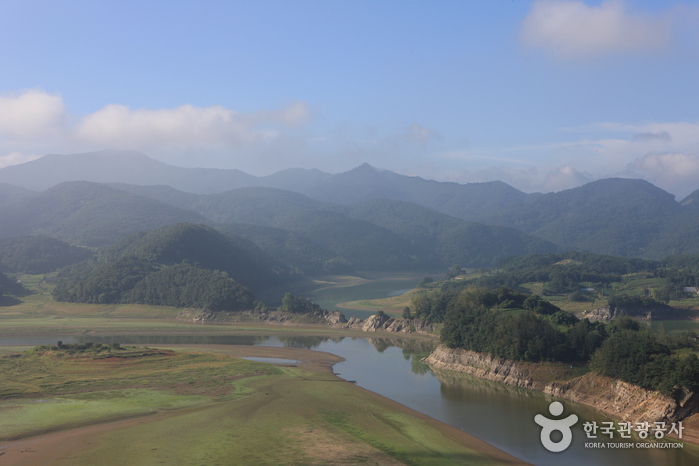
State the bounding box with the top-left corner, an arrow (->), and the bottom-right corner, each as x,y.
0,150 -> 259,194
300,163 -> 529,222
482,178 -> 688,258
0,183 -> 36,208
273,209 -> 422,270
0,236 -> 93,274
680,189 -> 699,209
52,223 -> 301,310
1,151 -> 529,222
101,223 -> 298,293
257,167 -> 332,192
0,181 -> 205,247
347,198 -> 560,266
6,150 -> 699,261
215,223 -> 352,275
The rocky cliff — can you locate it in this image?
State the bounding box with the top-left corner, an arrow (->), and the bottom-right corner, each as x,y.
423,345 -> 538,389
424,344 -> 699,432
344,314 -> 434,334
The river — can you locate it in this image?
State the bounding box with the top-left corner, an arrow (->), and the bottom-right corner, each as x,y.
3,334 -> 697,465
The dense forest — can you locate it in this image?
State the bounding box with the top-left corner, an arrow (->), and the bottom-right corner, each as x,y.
0,235 -> 93,274
50,223 -> 296,311
431,286 -> 699,394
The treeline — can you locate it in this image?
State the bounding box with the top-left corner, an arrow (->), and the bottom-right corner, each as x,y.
437,286 -> 699,394
464,252 -> 660,295
278,292 -> 325,314
50,224 -> 279,312
53,260 -> 257,312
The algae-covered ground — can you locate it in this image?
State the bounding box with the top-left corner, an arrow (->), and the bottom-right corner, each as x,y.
0,344 -> 527,465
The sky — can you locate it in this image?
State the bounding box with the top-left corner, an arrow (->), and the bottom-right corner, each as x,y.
0,0 -> 698,198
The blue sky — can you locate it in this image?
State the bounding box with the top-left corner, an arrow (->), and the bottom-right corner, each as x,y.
1,0 -> 698,197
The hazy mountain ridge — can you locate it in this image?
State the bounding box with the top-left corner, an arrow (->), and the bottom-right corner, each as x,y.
0,181 -> 206,246
0,150 -> 260,194
2,150 -> 699,262
0,236 -> 94,274
481,178 -> 694,258
0,183 -> 37,208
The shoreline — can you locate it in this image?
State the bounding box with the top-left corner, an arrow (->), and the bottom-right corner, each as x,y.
0,340 -> 530,465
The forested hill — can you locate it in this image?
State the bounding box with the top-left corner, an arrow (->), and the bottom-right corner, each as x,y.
51,223 -> 300,310
111,184 -> 561,269
480,178 -> 699,258
0,183 -> 36,208
345,198 -> 560,266
2,150 -> 699,261
300,163 -> 530,222
0,236 -> 93,274
99,223 -> 298,293
0,181 -> 205,247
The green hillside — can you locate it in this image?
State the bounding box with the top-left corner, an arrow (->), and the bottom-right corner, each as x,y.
347,198 -> 560,267
0,236 -> 93,274
0,181 -> 206,247
301,163 -> 528,222
483,178 -> 687,257
274,210 -> 421,270
215,223 -> 352,275
51,223 -> 297,310
101,223 -> 299,293
0,183 -> 36,207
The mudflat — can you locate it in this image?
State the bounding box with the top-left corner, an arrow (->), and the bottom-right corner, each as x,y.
0,343 -> 530,466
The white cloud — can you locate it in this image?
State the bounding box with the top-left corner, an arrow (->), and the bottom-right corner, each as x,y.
0,89 -> 314,172
403,123 -> 440,144
74,101 -> 312,149
521,0 -> 671,58
0,151 -> 41,169
0,89 -> 66,138
626,152 -> 699,197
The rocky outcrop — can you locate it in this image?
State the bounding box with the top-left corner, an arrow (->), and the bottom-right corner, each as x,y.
176,308 -> 344,325
423,345 -> 537,389
324,310 -> 347,325
342,315 -> 433,334
545,375 -> 698,425
424,344 -> 699,430
177,308 -> 434,334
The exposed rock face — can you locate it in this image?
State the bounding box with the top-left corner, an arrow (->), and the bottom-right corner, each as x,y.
342,315 -> 433,334
423,345 -> 537,389
424,344 -> 699,430
361,314 -> 393,332
324,310 -> 347,325
544,375 -> 697,425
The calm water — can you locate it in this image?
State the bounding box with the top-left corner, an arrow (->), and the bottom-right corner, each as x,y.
5,334 -> 697,465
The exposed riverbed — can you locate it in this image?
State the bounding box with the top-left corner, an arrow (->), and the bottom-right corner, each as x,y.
4,334 -> 697,465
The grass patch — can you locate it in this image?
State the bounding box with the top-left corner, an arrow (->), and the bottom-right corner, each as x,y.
0,345 -> 280,440
65,365 -> 509,466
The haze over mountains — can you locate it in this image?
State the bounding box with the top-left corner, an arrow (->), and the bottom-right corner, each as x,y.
1,149 -> 698,276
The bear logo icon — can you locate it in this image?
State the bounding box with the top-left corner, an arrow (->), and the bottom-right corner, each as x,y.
534,401 -> 578,452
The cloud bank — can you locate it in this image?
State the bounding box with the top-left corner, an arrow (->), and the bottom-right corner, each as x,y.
521,0 -> 671,57
0,89 -> 313,171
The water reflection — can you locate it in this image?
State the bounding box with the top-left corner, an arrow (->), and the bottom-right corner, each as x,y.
277,335 -> 344,349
